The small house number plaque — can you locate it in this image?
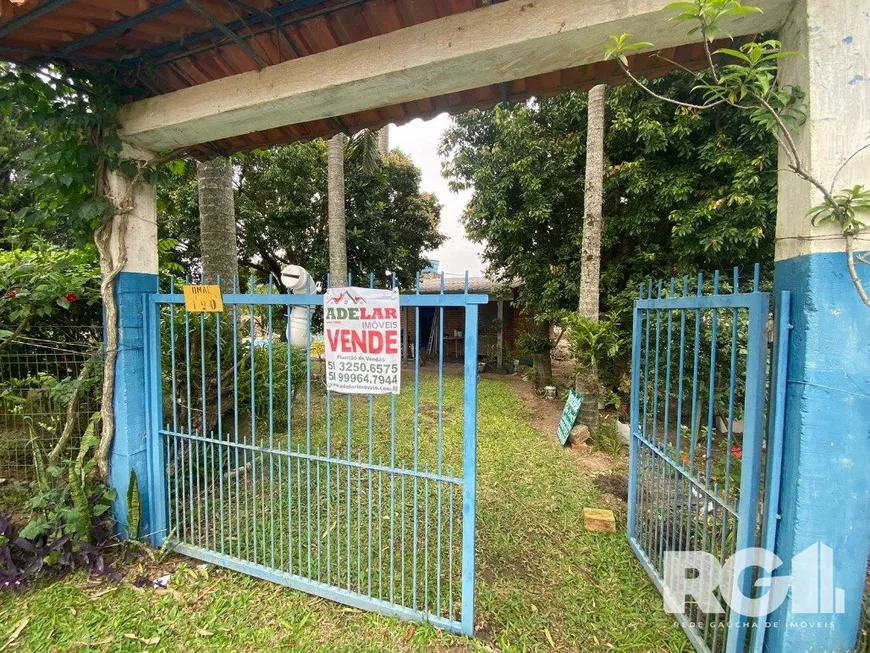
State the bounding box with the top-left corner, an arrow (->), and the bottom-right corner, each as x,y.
182,285 -> 224,313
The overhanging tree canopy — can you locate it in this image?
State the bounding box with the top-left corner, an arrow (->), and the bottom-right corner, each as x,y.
159,143 -> 445,289
440,72 -> 777,385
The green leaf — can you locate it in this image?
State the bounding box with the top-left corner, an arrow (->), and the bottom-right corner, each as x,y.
715,47 -> 751,63
722,4 -> 763,16
166,159 -> 186,176
127,469 -> 141,540
19,518 -> 46,540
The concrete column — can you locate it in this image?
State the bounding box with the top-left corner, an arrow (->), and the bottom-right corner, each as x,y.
106,149 -> 159,540
769,1 -> 869,650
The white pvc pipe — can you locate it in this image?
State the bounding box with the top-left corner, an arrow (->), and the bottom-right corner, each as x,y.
281,264 -> 313,349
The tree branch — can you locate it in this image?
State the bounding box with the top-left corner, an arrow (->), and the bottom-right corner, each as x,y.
751,93 -> 844,216
93,163 -> 135,482
831,142 -> 870,191
0,319 -> 29,351
653,51 -> 703,78
619,62 -> 724,111
49,355 -> 97,466
698,17 -> 721,84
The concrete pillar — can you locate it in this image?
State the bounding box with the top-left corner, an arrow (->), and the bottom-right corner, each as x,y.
769,1 -> 869,650
106,149 -> 159,540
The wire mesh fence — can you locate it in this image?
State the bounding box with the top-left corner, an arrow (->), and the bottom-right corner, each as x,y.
0,326 -> 102,482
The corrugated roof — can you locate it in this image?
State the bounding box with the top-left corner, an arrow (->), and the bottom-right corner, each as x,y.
0,0 -> 718,157
416,275 -> 516,296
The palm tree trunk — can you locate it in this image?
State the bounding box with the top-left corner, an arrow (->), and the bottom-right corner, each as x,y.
328,133 -> 348,285
196,156 -> 239,437
378,126 -> 390,157
197,156 -> 239,291
577,84 -> 606,429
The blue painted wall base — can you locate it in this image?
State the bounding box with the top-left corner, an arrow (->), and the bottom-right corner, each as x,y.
768,252 -> 870,652
108,271 -> 158,540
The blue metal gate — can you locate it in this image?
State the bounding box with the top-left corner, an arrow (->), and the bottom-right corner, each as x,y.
142,274 -> 486,635
627,266 -> 790,653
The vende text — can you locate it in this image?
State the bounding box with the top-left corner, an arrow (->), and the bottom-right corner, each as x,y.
326,329 -> 399,354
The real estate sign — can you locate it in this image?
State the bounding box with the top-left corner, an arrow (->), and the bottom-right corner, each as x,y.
557,388 -> 584,446
324,287 -> 401,395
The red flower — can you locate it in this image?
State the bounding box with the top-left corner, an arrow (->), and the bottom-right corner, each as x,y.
681,456 -> 691,464
4,290 -> 15,299
730,445 -> 743,459
64,292 -> 78,303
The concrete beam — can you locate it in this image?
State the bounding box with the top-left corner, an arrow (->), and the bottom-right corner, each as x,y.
118,0 -> 792,151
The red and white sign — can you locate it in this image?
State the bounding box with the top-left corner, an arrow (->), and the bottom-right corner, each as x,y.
323,287 -> 401,395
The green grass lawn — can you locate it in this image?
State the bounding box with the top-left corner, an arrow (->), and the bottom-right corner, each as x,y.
0,376 -> 689,652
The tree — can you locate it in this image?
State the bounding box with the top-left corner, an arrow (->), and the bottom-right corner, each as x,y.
0,103 -> 36,242
196,157 -> 238,292
0,64 -> 157,480
327,133 -> 347,285
576,84 -> 606,428
378,126 -> 390,157
159,142 -> 444,290
605,2 -> 869,306
440,73 -> 777,397
441,94 -> 587,387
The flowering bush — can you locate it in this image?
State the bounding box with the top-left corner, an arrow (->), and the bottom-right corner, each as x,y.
0,239 -> 99,339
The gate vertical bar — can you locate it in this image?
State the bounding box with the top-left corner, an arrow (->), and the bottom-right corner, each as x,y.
749,291 -> 791,653
725,291 -> 770,653
460,301 -> 479,636
144,296 -> 167,547
627,286 -> 643,540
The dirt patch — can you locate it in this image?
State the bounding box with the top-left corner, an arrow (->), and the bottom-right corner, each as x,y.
420,402 -> 453,417
569,449 -> 616,473
594,474 -> 629,502
500,375 -> 623,480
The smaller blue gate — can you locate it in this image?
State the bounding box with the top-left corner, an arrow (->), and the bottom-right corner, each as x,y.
627,266 -> 790,653
142,273 -> 486,635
